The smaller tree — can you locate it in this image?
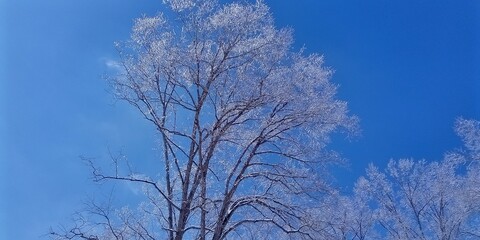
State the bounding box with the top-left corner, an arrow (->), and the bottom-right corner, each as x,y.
344,118 -> 480,240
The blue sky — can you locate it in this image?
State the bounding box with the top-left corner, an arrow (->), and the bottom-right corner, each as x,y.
1,0 -> 479,239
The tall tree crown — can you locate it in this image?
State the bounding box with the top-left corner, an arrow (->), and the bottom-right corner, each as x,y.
51,1 -> 357,239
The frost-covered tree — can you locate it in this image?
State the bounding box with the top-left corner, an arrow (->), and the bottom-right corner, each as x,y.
50,0 -> 357,239
310,183 -> 376,240
341,118 -> 480,240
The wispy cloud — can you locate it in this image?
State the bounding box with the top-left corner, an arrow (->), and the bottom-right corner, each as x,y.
104,59 -> 123,72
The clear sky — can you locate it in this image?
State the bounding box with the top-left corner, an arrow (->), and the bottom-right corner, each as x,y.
1,0 -> 479,239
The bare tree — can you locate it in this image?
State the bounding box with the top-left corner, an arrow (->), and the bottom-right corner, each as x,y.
51,0 -> 357,239
342,118 -> 480,240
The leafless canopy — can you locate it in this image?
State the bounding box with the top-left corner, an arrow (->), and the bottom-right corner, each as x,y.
51,0 -> 357,239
